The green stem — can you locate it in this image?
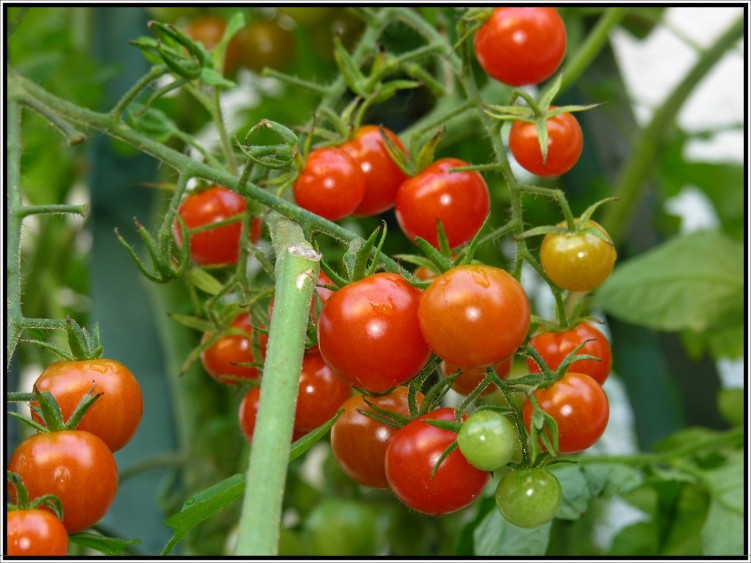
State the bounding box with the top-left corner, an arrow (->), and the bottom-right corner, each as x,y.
600,15 -> 744,244
212,86 -> 238,173
559,8 -> 627,96
110,65 -> 168,119
234,214 -> 319,556
17,204 -> 88,218
6,100 -> 25,365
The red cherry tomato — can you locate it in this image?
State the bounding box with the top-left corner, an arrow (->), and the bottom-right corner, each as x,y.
418,265 -> 530,368
269,269 -> 336,324
395,158 -> 490,249
385,407 -> 489,515
317,272 -> 431,393
201,313 -> 267,385
174,185 -> 262,266
527,322 -> 612,384
32,359 -> 143,452
330,387 -> 424,489
442,356 -> 512,396
340,125 -> 408,217
293,147 -> 366,221
294,351 -> 352,434
8,431 -> 119,533
509,111 -> 583,177
474,7 -> 566,86
7,509 -> 69,556
522,371 -> 609,454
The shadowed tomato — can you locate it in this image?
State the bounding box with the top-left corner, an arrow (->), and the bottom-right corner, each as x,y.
294,351 -> 352,434
331,387 -> 424,489
201,313 -> 267,385
441,356 -> 512,396
317,273 -> 430,393
340,125 -> 409,217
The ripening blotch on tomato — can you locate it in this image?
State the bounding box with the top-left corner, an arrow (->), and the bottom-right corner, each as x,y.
385,408 -> 489,515
474,7 -> 567,87
418,265 -> 530,368
174,185 -> 262,266
509,111 -> 583,177
340,125 -> 409,217
32,359 -> 143,452
395,158 -> 490,249
331,387 -> 424,489
527,322 -> 612,385
293,146 -> 366,221
523,371 -> 609,454
540,220 -> 617,292
317,272 -> 431,393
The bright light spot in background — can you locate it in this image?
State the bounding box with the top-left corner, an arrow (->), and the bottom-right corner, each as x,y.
663,186 -> 719,233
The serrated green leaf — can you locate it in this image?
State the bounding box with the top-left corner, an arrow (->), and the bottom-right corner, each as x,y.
591,231 -> 743,332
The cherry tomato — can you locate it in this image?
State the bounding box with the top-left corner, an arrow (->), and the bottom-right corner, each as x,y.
527,322 -> 612,384
234,19 -> 295,73
32,359 -> 143,452
442,357 -> 511,397
395,158 -> 490,249
385,407 -> 489,515
304,498 -> 381,556
540,220 -> 617,292
331,387 -> 424,489
186,15 -> 241,76
173,185 -> 261,266
8,431 -> 119,533
457,409 -> 519,471
339,125 -> 408,217
474,8 -> 566,86
317,273 -> 431,393
201,313 -> 267,385
418,265 -> 530,368
294,351 -> 352,434
509,111 -> 583,177
269,269 -> 335,324
523,371 -> 609,454
293,147 -> 366,221
495,468 -> 562,528
7,509 -> 69,556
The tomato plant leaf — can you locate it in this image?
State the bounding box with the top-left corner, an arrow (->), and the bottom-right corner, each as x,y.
473,511 -> 552,556
69,532 -> 141,556
591,230 -> 743,332
698,450 -> 744,555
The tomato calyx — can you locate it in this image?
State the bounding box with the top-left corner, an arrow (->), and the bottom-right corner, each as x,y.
7,472 -> 65,520
116,215 -> 191,284
9,386 -> 103,435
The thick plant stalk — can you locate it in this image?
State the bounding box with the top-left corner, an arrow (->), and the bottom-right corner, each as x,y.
234,213 -> 320,556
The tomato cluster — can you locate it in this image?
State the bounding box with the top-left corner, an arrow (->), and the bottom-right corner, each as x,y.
7,358 -> 143,553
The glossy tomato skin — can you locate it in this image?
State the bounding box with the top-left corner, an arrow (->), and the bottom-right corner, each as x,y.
474,8 -> 566,86
395,158 -> 490,249
540,220 -> 616,292
495,468 -> 562,528
418,265 -> 530,368
8,431 -> 119,533
527,322 -> 612,384
523,372 -> 609,454
331,387 -> 423,489
7,509 -> 69,556
442,357 -> 511,396
293,147 -> 366,221
201,313 -> 267,385
32,359 -> 143,452
385,408 -> 489,515
340,125 -> 408,217
317,273 -> 431,393
174,186 -> 261,266
509,112 -> 583,177
294,351 -> 352,434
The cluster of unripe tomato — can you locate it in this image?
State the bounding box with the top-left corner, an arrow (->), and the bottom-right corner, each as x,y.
166,6 -> 618,529
7,358 -> 144,555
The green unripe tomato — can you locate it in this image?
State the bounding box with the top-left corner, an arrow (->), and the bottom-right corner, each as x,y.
304,498 -> 382,556
457,410 -> 519,471
495,468 -> 562,528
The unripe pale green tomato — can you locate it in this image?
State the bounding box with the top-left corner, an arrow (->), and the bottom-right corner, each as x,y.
495,467 -> 562,528
457,410 -> 519,471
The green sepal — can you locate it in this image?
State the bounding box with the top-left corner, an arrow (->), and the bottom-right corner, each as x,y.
379,126 -> 415,177
239,119 -> 299,170
414,126 -> 445,174
430,441 -> 459,480
412,236 -> 453,273
334,35 -> 366,95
